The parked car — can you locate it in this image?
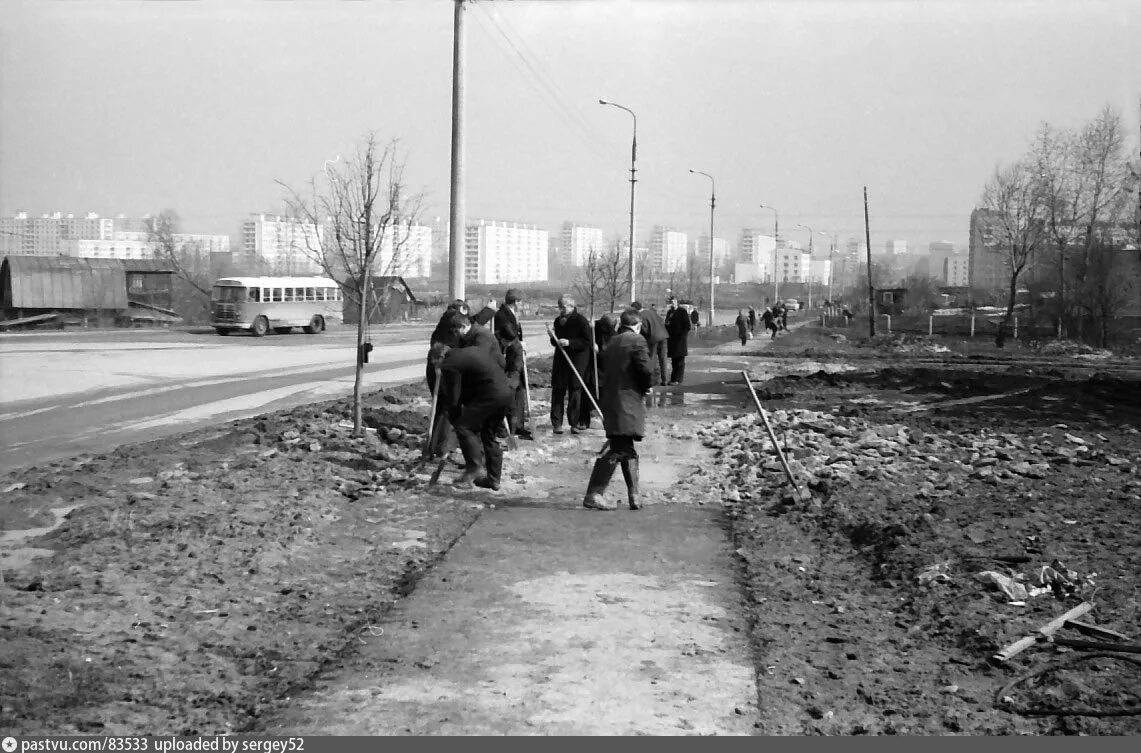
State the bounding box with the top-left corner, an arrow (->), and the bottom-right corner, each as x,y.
783,299 -> 800,312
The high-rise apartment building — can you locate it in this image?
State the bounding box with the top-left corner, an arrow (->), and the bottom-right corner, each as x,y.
694,235 -> 729,269
649,226 -> 687,274
464,220 -> 549,285
738,229 -> 776,266
1,211 -> 116,256
560,222 -> 605,267
242,214 -> 324,275
775,243 -> 810,283
375,224 -> 432,279
885,239 -> 908,256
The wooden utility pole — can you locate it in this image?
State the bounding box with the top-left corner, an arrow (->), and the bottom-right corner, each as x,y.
864,186 -> 876,337
448,0 -> 466,302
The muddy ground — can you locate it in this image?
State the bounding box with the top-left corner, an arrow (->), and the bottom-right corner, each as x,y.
1,324 -> 1139,735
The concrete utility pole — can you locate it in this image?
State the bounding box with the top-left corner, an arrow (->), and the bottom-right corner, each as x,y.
690,169 -> 716,327
864,186 -> 876,337
448,0 -> 466,302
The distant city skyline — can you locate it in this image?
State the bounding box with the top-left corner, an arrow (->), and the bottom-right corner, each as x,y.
2,1 -> 1136,265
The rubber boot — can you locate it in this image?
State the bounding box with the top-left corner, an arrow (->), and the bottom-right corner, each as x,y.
582,456 -> 619,510
621,457 -> 641,510
475,439 -> 503,491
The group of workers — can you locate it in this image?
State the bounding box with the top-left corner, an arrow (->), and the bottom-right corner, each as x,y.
734,302 -> 793,345
424,290 -> 695,510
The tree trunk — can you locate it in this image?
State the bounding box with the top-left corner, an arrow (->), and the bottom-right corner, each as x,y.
996,269 -> 1020,348
1056,250 -> 1065,339
353,273 -> 371,435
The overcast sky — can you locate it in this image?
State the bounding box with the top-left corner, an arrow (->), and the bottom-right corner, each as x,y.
1,0 -> 1137,256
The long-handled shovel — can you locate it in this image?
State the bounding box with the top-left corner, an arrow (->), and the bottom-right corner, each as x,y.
741,370 -> 805,503
520,346 -> 534,433
422,367 -> 442,460
546,324 -> 604,419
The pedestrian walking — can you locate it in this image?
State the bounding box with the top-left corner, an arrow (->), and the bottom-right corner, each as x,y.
664,296 -> 692,384
735,309 -> 750,346
430,342 -> 514,491
779,303 -> 789,331
582,309 -> 654,511
548,295 -> 593,434
689,306 -> 700,329
630,300 -> 667,386
762,306 -> 779,339
748,306 -> 757,334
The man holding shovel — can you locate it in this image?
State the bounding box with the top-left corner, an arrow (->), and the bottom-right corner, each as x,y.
548,294 -> 593,435
582,309 -> 654,511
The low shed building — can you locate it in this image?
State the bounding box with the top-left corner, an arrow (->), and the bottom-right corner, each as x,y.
342,276 -> 423,325
1,255 -> 179,328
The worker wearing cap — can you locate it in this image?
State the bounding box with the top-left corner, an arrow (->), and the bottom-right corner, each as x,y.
582,309 -> 654,511
494,289 -> 532,440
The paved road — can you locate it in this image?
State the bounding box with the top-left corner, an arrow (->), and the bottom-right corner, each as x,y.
0,321 -> 555,475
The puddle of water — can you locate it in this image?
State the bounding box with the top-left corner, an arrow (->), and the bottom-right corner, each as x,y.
0,504 -> 80,569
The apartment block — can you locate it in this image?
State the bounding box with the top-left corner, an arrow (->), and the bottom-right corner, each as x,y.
650,226 -> 688,274
884,239 -> 908,256
560,222 -> 605,267
242,214 -> 324,275
775,244 -> 810,283
694,235 -> 730,268
464,219 -> 549,285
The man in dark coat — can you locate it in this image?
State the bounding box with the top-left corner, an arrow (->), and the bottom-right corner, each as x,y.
427,298 -> 497,393
736,309 -> 750,346
689,306 -> 700,329
762,306 -> 779,339
548,295 -> 593,434
594,312 -> 619,353
431,342 -> 514,491
630,300 -> 667,387
493,289 -> 532,440
663,296 -> 692,385
748,306 -> 757,334
583,309 -> 654,511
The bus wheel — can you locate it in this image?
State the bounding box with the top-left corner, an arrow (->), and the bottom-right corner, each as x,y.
303,316 -> 325,334
215,327 -> 232,336
251,317 -> 269,337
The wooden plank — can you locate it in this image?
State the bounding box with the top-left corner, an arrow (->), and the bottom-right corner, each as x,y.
991,601 -> 1094,664
893,387 -> 1033,414
1050,637 -> 1141,654
1065,620 -> 1131,642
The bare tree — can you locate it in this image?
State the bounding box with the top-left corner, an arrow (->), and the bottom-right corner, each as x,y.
980,159 -> 1050,347
599,243 -> 631,313
147,209 -> 215,321
1075,237 -> 1137,348
279,133 -> 426,434
572,245 -> 606,319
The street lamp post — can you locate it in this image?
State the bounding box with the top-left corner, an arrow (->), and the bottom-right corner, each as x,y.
599,99 -> 637,302
759,204 -> 779,302
796,223 -> 815,309
689,169 -> 716,328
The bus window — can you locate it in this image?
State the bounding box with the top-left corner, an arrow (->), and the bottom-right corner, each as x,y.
305,287 -> 315,301
272,288 -> 282,302
248,288 -> 260,303
286,288 -> 297,302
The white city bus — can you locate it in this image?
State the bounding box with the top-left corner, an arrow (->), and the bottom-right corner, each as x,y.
210,276 -> 344,336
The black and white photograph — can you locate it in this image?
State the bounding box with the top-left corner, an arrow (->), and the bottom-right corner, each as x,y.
1,0 -> 1139,738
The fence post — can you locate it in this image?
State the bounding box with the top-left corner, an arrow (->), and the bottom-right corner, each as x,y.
928,315 -> 933,336
970,314 -> 976,338
885,314 -> 891,333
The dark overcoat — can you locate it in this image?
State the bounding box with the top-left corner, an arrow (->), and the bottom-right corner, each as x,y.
549,310 -> 592,390
664,306 -> 692,358
598,328 -> 653,439
460,323 -> 506,370
639,306 -> 667,344
736,313 -> 749,339
493,303 -> 523,351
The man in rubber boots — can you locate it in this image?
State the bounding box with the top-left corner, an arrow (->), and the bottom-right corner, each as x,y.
493,289 -> 533,440
431,342 -> 513,491
582,309 -> 654,511
548,294 -> 593,435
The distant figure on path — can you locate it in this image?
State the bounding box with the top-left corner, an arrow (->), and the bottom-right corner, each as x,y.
735,309 -> 750,346
664,296 -> 692,385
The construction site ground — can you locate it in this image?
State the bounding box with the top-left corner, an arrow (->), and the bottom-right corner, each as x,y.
2,320 -> 1140,735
